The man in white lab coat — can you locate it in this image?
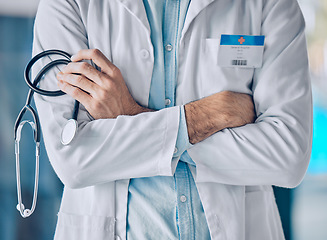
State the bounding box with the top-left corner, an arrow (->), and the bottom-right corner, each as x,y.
33,0 -> 312,239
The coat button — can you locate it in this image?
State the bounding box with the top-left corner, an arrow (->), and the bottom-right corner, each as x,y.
140,49 -> 150,59
165,98 -> 171,106
174,147 -> 178,154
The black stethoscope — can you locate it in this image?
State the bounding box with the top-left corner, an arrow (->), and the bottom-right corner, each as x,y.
14,49 -> 80,218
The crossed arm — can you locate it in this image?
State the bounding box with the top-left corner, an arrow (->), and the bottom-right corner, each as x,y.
34,0 -> 311,189
57,49 -> 256,144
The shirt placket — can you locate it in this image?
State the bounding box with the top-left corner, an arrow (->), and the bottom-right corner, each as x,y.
163,0 -> 194,239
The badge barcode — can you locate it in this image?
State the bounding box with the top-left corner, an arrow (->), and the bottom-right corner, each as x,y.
231,60 -> 247,66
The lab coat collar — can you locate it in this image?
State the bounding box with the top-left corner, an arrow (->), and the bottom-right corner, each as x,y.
117,0 -> 151,35
117,0 -> 216,43
181,0 -> 216,42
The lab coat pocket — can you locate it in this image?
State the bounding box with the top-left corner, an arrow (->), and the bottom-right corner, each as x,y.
245,190 -> 284,240
201,38 -> 254,97
54,212 -> 116,240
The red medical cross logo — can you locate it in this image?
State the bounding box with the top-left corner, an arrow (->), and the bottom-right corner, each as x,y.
238,37 -> 245,45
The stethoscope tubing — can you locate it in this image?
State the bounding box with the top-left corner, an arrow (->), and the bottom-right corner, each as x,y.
15,49 -> 78,218
14,105 -> 41,143
24,49 -> 71,97
15,120 -> 40,218
15,50 -> 72,143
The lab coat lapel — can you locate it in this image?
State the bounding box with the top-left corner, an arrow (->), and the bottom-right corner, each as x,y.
181,0 -> 216,42
117,0 -> 151,36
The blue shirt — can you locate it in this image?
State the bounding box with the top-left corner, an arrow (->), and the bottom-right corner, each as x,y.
126,1 -> 211,239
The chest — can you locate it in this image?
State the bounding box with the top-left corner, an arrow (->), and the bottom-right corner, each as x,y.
83,0 -> 264,105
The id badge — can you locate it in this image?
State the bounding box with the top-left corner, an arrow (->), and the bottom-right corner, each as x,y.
218,34 -> 265,68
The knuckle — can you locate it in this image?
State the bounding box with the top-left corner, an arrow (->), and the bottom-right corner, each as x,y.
105,79 -> 114,89
75,75 -> 83,84
64,63 -> 73,72
96,71 -> 104,82
105,80 -> 118,93
71,88 -> 80,97
97,89 -> 108,100
80,62 -> 89,70
82,62 -> 90,69
111,66 -> 121,77
92,101 -> 102,111
91,48 -> 101,58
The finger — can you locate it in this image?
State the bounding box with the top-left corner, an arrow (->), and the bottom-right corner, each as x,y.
57,80 -> 92,107
57,72 -> 98,96
71,49 -> 117,76
62,62 -> 105,86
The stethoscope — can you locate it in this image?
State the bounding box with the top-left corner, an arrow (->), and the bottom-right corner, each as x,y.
14,49 -> 80,218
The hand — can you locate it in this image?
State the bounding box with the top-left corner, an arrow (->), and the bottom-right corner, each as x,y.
57,49 -> 151,119
185,91 -> 256,144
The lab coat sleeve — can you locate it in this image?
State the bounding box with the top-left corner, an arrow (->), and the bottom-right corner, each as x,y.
188,0 -> 313,188
33,0 -> 179,189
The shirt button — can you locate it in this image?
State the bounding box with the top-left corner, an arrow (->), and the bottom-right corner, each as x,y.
165,44 -> 173,52
165,98 -> 171,106
174,147 -> 178,154
140,49 -> 150,59
180,195 -> 187,203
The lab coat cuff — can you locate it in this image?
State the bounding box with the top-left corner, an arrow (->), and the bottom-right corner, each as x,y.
158,106 -> 180,176
173,105 -> 193,158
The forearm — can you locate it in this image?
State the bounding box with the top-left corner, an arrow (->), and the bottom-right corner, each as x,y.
35,91 -> 181,189
33,0 -> 181,189
185,91 -> 255,144
185,0 -> 312,188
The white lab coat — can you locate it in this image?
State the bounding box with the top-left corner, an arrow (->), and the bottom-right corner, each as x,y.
33,0 -> 312,239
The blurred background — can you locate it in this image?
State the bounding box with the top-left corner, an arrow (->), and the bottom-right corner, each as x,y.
0,0 -> 326,239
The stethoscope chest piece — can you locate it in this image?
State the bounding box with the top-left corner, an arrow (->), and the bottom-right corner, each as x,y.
61,119 -> 78,145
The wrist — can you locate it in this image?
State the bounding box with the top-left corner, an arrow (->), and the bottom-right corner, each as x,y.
184,96 -> 230,144
184,103 -> 198,144
185,101 -> 214,144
